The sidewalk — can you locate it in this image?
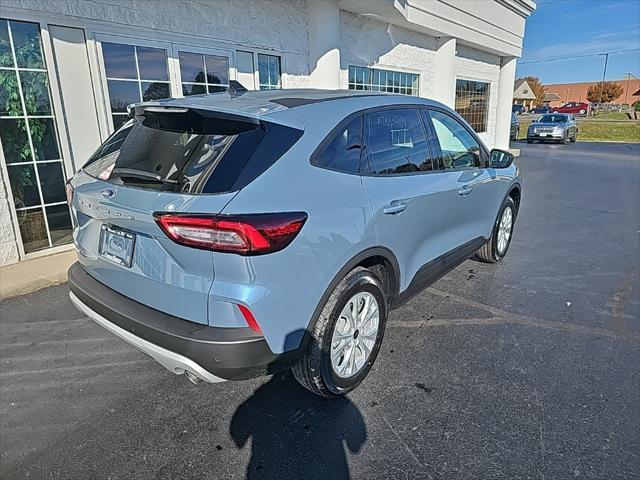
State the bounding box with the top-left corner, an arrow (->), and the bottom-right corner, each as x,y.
0,250 -> 77,300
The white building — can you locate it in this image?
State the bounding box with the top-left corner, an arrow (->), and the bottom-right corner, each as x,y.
0,0 -> 535,265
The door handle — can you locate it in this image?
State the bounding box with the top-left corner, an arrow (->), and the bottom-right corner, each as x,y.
457,185 -> 473,196
382,202 -> 407,215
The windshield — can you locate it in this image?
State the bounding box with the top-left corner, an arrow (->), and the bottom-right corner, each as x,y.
537,115 -> 567,123
84,114 -> 302,194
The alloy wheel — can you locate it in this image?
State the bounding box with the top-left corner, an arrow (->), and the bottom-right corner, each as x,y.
330,292 -> 379,378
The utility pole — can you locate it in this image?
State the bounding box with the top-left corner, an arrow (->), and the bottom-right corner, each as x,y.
623,73 -> 637,105
598,53 -> 609,106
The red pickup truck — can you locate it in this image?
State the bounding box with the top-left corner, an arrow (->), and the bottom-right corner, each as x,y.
552,102 -> 589,115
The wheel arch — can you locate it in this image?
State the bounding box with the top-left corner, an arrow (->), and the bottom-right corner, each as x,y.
291,246 -> 400,356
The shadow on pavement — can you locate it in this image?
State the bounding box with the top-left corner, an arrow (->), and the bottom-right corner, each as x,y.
230,372 -> 366,480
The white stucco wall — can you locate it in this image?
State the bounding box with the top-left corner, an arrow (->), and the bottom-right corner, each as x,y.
0,0 -> 312,88
338,10 -> 437,97
0,170 -> 19,266
454,44 -> 501,148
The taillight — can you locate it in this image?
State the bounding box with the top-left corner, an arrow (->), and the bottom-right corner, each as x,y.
65,181 -> 74,206
153,212 -> 307,255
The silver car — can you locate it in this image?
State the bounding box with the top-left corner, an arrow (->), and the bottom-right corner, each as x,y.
67,89 -> 522,397
527,113 -> 578,144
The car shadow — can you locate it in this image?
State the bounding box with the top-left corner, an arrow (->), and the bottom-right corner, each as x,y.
230,371 -> 366,480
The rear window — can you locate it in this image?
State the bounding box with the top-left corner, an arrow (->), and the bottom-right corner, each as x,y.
84,110 -> 302,194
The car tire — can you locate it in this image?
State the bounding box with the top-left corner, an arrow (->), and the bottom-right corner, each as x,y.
570,133 -> 577,143
476,196 -> 516,264
579,109 -> 586,115
560,133 -> 568,145
526,139 -> 533,144
291,267 -> 387,398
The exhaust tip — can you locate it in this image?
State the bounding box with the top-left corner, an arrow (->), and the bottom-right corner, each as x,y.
185,371 -> 203,384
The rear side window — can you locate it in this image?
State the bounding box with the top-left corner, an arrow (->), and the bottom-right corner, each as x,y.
311,115 -> 363,174
83,112 -> 302,194
366,108 -> 433,175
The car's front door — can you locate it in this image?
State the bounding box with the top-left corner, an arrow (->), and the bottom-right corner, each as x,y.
423,109 -> 501,259
361,107 -> 453,293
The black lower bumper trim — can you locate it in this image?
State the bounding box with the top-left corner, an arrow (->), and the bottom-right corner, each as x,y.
68,262 -> 291,380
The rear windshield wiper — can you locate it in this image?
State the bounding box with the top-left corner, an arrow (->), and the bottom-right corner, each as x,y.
111,168 -> 180,185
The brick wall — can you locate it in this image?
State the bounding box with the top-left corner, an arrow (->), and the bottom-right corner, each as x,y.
338,10 -> 437,97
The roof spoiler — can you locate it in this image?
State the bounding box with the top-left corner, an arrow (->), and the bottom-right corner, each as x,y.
130,105 -> 261,135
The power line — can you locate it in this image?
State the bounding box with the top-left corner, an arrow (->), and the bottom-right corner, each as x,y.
518,48 -> 640,65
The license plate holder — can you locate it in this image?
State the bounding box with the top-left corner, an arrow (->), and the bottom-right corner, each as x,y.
99,225 -> 136,267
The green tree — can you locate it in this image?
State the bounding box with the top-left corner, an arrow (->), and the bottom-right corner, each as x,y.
586,82 -> 624,104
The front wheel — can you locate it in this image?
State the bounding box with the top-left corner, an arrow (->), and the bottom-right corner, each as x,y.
476,196 -> 516,263
579,109 -> 586,115
292,267 -> 387,398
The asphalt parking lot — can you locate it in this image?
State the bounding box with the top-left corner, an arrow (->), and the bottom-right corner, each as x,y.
1,141 -> 639,479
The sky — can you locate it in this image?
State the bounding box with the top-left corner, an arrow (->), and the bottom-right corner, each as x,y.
516,0 -> 640,85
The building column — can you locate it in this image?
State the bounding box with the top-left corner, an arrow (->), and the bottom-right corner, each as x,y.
494,56 -> 517,150
308,0 -> 340,89
432,37 -> 456,107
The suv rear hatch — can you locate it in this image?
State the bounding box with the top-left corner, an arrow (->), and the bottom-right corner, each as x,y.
71,105 -> 302,324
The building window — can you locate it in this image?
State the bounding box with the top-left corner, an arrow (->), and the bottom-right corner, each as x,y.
455,79 -> 490,133
0,18 -> 73,254
257,54 -> 281,90
348,66 -> 419,96
178,51 -> 229,96
101,42 -> 171,130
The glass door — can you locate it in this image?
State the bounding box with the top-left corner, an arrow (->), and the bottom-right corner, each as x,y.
0,18 -> 73,254
97,37 -> 173,131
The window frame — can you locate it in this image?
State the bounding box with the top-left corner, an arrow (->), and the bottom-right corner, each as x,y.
454,78 -> 491,134
422,106 -> 490,171
348,64 -> 420,96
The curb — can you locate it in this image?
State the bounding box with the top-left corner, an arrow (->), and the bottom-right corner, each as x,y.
0,250 -> 77,300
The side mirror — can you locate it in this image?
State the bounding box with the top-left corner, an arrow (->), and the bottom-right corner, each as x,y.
489,149 -> 514,169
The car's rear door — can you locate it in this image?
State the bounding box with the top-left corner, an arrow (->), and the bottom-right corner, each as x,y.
422,108 -> 501,260
361,107 -> 453,293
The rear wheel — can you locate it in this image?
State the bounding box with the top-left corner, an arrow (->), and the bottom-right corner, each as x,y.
476,196 -> 516,263
292,267 -> 387,397
579,108 -> 586,115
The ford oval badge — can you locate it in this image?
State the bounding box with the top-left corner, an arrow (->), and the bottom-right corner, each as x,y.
100,189 -> 116,199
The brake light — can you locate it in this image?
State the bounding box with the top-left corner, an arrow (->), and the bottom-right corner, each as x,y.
153,212 -> 307,255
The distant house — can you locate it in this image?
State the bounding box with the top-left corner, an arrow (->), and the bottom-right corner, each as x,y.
543,92 -> 562,107
513,78 -> 537,109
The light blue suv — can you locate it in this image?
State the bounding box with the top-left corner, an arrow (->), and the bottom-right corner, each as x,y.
67,89 -> 521,398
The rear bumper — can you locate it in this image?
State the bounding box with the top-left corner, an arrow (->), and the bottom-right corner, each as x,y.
68,262 -> 287,381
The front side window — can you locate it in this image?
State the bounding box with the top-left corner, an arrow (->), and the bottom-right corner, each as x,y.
455,79 -> 490,133
0,18 -> 73,253
366,109 -> 432,175
101,42 -> 171,130
178,51 -> 229,96
312,115 -> 362,173
257,54 -> 281,90
428,110 -> 483,170
348,66 -> 419,96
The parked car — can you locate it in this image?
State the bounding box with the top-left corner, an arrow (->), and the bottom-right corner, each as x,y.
530,105 -> 552,114
510,112 -> 520,141
552,102 -> 589,115
512,104 -> 526,115
67,90 -> 522,398
527,113 -> 578,144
